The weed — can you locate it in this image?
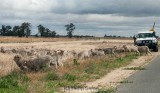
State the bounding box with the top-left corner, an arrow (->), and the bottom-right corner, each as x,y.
63,74 -> 76,81
124,66 -> 146,70
85,64 -> 96,74
73,59 -> 80,66
110,80 -> 133,84
46,72 -> 60,81
0,71 -> 29,93
95,87 -> 116,93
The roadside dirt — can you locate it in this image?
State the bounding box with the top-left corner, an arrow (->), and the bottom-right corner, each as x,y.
63,53 -> 159,93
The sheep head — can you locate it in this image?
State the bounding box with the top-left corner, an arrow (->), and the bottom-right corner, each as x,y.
13,55 -> 21,62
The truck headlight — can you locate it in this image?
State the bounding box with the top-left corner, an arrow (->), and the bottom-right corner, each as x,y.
152,40 -> 157,43
136,40 -> 141,43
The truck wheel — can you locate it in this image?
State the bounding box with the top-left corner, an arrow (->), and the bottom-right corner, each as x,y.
153,46 -> 159,52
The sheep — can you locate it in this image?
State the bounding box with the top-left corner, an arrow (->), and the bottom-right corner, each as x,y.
13,55 -> 29,71
137,46 -> 152,56
0,46 -> 5,53
78,50 -> 92,59
103,46 -> 117,56
13,55 -> 53,71
46,50 -> 64,68
91,48 -> 105,56
123,45 -> 140,55
62,50 -> 77,60
114,46 -> 125,53
0,47 -> 14,54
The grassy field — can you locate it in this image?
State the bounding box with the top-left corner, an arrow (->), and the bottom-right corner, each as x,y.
0,36 -> 80,43
0,53 -> 138,93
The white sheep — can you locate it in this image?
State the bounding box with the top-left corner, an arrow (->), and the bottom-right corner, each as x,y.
103,46 -> 117,56
78,50 -> 92,59
137,46 -> 152,55
114,46 -> 125,53
91,48 -> 105,56
123,45 -> 140,55
13,55 -> 53,71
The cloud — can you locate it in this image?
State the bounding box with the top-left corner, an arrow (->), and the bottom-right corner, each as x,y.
0,0 -> 159,37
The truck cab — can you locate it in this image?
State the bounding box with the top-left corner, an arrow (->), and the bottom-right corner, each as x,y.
135,31 -> 158,52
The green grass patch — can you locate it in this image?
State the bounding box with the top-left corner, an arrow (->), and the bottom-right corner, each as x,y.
0,71 -> 30,93
63,73 -> 77,81
124,66 -> 146,70
95,87 -> 117,93
110,80 -> 133,84
0,53 -> 139,92
45,72 -> 60,81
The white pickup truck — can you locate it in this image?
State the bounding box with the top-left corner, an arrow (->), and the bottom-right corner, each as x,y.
134,31 -> 158,52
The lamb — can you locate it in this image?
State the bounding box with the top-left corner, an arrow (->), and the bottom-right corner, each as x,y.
137,46 -> 152,55
123,45 -> 140,55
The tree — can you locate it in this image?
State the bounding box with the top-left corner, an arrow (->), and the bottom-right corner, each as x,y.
1,25 -> 12,36
51,31 -> 56,37
20,22 -> 31,37
45,28 -> 50,37
65,23 -> 75,38
1,25 -> 7,36
37,24 -> 45,37
12,26 -> 21,36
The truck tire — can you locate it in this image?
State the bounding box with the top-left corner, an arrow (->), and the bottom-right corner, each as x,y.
153,46 -> 159,52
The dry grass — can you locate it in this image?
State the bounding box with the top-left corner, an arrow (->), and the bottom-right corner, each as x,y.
0,38 -> 139,92
0,36 -> 79,43
0,53 -> 19,76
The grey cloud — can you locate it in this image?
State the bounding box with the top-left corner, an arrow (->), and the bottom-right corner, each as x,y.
0,0 -> 159,37
49,0 -> 160,17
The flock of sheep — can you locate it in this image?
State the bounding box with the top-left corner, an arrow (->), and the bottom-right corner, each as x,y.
0,44 -> 152,72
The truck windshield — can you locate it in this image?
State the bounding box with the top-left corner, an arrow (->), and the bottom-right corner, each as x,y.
136,33 -> 154,38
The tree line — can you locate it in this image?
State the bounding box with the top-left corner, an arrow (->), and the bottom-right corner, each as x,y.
0,22 -> 75,38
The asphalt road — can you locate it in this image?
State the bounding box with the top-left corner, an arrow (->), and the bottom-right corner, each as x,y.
115,55 -> 160,93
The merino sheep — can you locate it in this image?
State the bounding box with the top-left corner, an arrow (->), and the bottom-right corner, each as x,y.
13,55 -> 53,71
103,46 -> 117,56
137,46 -> 152,55
91,48 -> 105,56
114,46 -> 125,53
78,50 -> 92,59
0,47 -> 14,54
123,45 -> 140,55
46,50 -> 64,68
13,55 -> 29,71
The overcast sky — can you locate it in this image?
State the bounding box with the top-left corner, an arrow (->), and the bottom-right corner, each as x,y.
0,0 -> 160,37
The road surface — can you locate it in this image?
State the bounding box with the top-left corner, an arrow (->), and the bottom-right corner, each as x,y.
115,55 -> 160,93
